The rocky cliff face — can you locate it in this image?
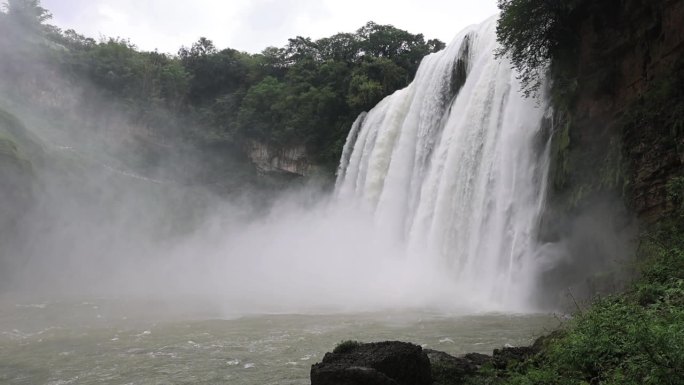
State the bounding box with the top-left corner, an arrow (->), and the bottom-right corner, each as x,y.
245,140 -> 312,177
559,0 -> 684,222
537,0 -> 684,308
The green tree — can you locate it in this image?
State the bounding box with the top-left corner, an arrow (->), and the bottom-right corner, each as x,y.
2,0 -> 51,27
316,33 -> 361,63
348,57 -> 407,111
356,21 -> 438,77
236,76 -> 287,140
180,38 -> 253,104
82,38 -> 143,97
496,0 -> 583,96
283,36 -> 319,64
347,73 -> 384,112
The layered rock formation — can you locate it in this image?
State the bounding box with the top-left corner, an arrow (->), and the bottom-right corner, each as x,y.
245,140 -> 311,177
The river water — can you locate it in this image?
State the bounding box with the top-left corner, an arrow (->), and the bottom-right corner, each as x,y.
0,299 -> 558,385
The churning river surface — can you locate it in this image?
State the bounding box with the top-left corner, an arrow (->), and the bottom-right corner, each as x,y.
0,299 -> 558,385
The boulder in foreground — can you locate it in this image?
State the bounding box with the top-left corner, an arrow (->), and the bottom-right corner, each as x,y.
310,341 -> 432,385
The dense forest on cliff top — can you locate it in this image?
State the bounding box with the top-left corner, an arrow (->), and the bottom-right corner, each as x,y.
0,0 -> 444,179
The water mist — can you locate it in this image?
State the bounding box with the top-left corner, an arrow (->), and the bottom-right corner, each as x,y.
3,17 -> 553,316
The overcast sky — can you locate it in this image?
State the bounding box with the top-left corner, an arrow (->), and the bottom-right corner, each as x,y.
41,0 -> 499,54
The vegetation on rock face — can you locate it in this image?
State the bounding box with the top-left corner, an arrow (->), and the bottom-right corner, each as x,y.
492,0 -> 684,384
499,0 -> 682,216
624,56 -> 684,218
497,0 -> 596,212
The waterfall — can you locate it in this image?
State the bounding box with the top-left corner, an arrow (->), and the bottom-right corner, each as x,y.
336,17 -> 551,309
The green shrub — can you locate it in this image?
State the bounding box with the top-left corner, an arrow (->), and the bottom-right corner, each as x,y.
491,224 -> 684,385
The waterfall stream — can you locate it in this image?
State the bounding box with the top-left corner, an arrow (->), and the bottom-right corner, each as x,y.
336,17 -> 551,309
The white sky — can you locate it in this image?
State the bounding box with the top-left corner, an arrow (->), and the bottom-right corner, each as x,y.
41,0 -> 499,54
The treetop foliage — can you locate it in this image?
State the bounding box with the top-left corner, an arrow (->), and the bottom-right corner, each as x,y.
2,0 -> 50,26
496,0 -> 583,97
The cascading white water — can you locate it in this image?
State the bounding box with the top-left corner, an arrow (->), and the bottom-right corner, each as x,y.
336,17 -> 552,309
